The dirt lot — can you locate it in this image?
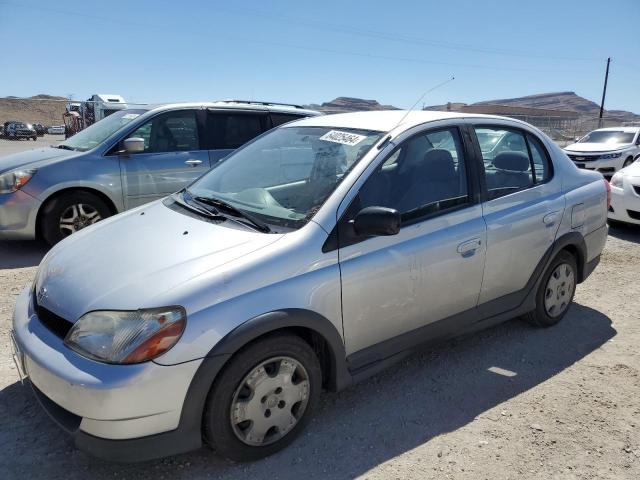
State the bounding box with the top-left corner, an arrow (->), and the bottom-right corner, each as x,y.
0,228 -> 638,479
0,137 -> 639,478
0,134 -> 64,157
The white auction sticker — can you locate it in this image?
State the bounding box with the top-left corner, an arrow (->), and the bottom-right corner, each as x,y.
319,130 -> 366,146
122,113 -> 140,120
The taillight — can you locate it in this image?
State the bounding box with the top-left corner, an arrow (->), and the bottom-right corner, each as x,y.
604,178 -> 611,211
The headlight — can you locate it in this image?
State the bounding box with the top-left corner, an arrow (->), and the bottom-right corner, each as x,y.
610,172 -> 624,188
64,306 -> 186,364
0,168 -> 36,193
600,152 -> 623,159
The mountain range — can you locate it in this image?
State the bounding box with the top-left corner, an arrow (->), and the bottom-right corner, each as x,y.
2,92 -> 638,126
308,92 -> 639,122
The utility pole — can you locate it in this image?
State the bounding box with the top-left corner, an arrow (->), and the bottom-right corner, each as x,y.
598,57 -> 610,128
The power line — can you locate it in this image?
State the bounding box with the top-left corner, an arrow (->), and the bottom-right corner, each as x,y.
252,39 -> 601,75
215,5 -> 602,63
3,0 -> 606,63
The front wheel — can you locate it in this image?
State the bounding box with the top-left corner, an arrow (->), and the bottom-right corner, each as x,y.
525,250 -> 577,327
203,333 -> 321,462
40,191 -> 112,245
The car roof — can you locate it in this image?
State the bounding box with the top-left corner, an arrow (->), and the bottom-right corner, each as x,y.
142,101 -> 320,117
285,110 -> 527,134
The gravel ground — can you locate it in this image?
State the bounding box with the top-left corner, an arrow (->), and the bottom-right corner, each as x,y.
0,134 -> 64,156
0,227 -> 639,480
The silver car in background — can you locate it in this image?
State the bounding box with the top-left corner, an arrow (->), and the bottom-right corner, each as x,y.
12,111 -> 608,462
0,100 -> 319,244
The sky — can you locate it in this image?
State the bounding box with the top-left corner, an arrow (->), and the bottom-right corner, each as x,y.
1,0 -> 639,113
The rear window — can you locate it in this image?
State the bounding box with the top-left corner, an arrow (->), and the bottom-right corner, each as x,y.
208,112 -> 266,149
270,113 -> 305,127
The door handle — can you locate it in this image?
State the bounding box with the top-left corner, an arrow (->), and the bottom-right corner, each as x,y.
457,238 -> 482,257
185,159 -> 203,167
543,211 -> 560,227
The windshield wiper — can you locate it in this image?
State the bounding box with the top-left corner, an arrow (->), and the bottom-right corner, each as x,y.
192,195 -> 271,233
175,192 -> 226,220
56,145 -> 75,150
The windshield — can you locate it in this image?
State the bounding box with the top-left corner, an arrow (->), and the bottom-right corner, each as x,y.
579,130 -> 635,144
187,126 -> 384,230
59,109 -> 147,151
476,131 -> 507,153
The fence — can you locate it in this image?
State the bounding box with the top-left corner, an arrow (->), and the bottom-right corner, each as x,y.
499,114 -> 638,147
2,97 -> 637,147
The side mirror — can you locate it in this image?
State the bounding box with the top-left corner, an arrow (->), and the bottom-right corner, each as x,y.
353,206 -> 401,237
123,137 -> 145,153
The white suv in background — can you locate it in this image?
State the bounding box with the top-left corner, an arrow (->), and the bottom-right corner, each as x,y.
563,127 -> 640,177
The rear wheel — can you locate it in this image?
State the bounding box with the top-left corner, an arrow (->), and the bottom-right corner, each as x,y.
525,250 -> 577,327
203,333 -> 321,462
40,191 -> 112,245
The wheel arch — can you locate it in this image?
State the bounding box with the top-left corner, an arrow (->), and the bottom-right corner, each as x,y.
35,186 -> 119,239
552,232 -> 587,283
207,309 -> 351,393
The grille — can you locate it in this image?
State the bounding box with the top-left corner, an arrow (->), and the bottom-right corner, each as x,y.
33,291 -> 73,339
568,154 -> 599,162
628,210 -> 640,221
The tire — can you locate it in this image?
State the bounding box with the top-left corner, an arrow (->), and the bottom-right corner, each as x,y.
524,250 -> 578,327
203,333 -> 322,462
623,157 -> 634,168
40,191 -> 112,246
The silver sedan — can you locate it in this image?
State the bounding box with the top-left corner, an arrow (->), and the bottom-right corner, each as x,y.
12,110 -> 608,462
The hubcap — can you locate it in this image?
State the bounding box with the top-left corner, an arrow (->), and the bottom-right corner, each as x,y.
59,203 -> 102,236
230,356 -> 310,446
544,262 -> 575,317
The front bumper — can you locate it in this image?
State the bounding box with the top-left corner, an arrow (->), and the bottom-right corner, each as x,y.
609,179 -> 640,225
0,189 -> 40,240
11,286 -> 221,461
565,153 -> 622,177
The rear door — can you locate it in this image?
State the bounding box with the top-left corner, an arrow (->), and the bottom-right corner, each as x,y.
470,123 -> 565,311
119,109 -> 209,208
204,109 -> 270,165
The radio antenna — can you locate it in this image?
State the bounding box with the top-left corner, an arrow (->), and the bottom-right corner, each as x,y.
393,76 -> 455,129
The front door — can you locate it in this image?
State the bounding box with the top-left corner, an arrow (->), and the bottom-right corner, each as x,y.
120,109 -> 210,208
338,126 -> 487,362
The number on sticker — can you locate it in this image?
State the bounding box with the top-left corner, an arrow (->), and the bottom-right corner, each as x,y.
319,130 -> 367,146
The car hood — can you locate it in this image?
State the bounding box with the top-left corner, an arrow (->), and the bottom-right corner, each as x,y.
564,142 -> 632,153
0,146 -> 80,174
34,199 -> 283,323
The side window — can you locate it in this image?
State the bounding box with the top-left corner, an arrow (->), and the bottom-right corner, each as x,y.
474,127 -> 533,199
527,134 -> 552,183
127,110 -> 199,154
358,127 -> 470,222
209,113 -> 264,149
270,113 -> 304,128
